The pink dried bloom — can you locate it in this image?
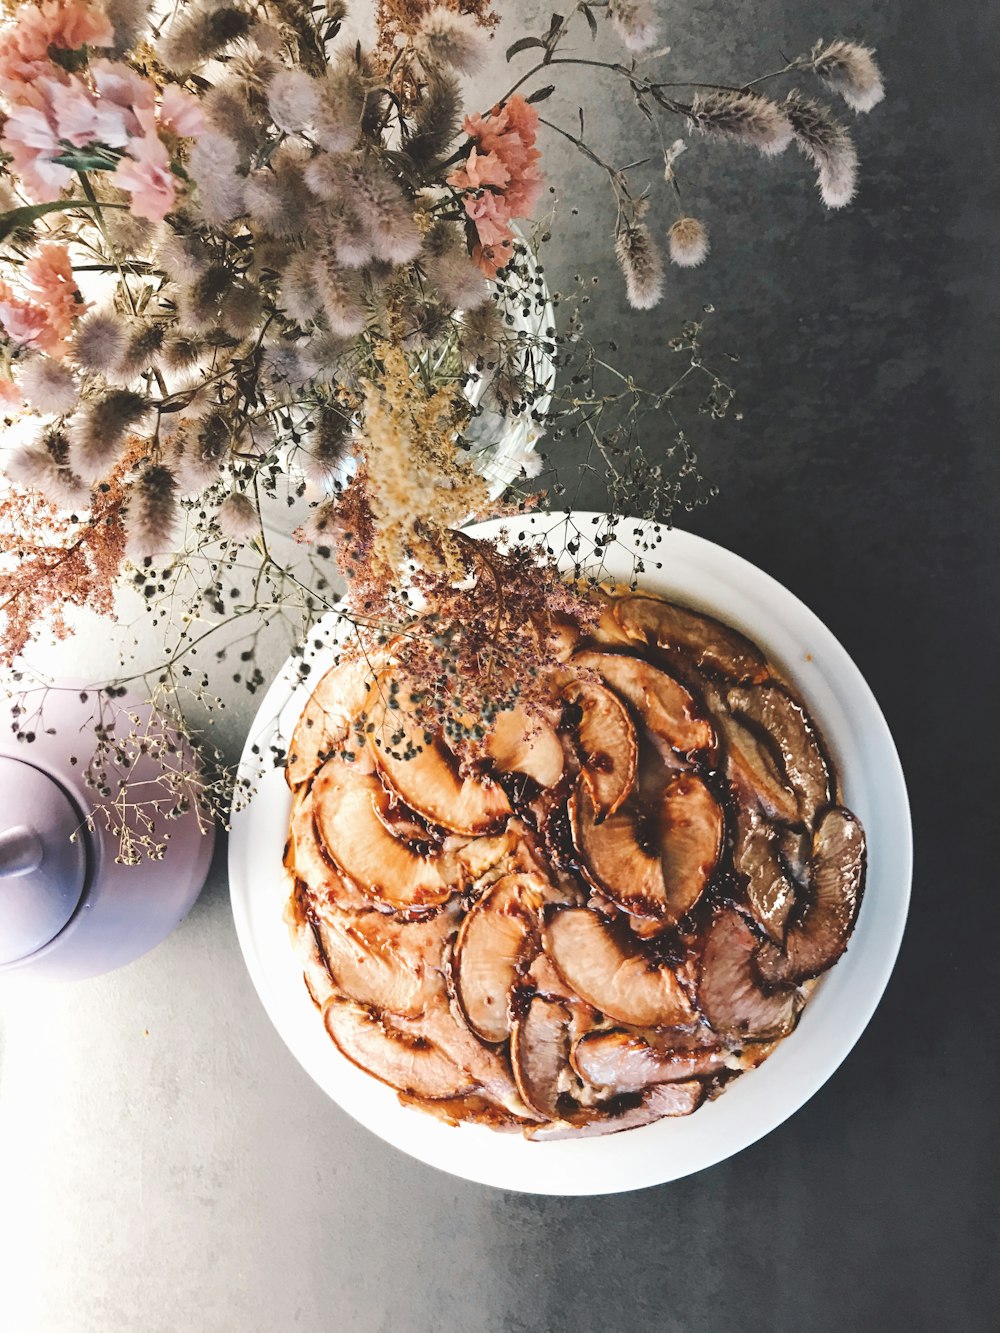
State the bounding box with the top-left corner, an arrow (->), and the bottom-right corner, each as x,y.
615,224 -> 664,309
0,244 -> 85,355
158,2 -> 252,74
0,0 -> 114,97
18,356 -> 78,414
45,72 -> 129,148
449,95 -> 542,276
785,91 -> 858,208
188,130 -> 245,225
668,216 -> 709,267
69,388 -> 148,482
608,0 -> 660,54
70,309 -> 126,373
89,59 -> 155,136
0,286 -> 52,353
126,462 -> 177,562
808,40 -> 885,114
1,103 -> 71,202
114,108 -> 176,222
416,6 -> 487,74
267,68 -> 320,133
216,491 -> 259,540
687,90 -> 793,156
159,84 -> 205,138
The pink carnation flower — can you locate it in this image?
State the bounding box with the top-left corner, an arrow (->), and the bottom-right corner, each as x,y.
0,0 -> 114,97
114,108 -> 176,222
1,101 -> 71,201
159,84 -> 205,139
90,59 -> 155,137
448,94 -> 544,277
45,72 -> 129,148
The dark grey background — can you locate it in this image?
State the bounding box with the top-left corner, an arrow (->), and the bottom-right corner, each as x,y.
2,3 -> 996,1330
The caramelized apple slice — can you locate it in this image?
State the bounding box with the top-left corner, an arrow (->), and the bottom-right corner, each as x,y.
572,650 -> 714,754
563,678 -> 637,819
288,787 -> 372,914
510,995 -> 572,1119
544,908 -> 695,1027
485,704 -> 564,789
570,774 -> 721,924
705,687 -> 800,824
727,683 -> 832,827
734,808 -> 797,944
572,1029 -> 727,1091
323,1002 -> 475,1100
697,909 -> 802,1040
286,655 -> 380,789
453,874 -> 546,1043
526,1080 -> 705,1139
614,595 -> 768,683
311,911 -> 448,1018
367,700 -> 511,835
312,759 -> 456,909
755,807 -> 866,986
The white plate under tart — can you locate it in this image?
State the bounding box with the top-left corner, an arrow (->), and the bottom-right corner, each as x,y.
229,513 -> 911,1195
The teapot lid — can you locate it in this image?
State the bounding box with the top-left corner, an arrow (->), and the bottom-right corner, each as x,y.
0,756 -> 88,964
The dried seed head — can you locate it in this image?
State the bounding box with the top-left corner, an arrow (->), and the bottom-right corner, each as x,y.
687,90 -> 793,156
406,71 -> 462,164
219,283 -> 263,339
314,56 -> 367,154
615,224 -> 664,309
668,217 -> 709,268
71,312 -> 126,376
785,92 -> 858,208
127,463 -> 178,562
19,356 -> 79,414
216,491 -> 259,540
118,323 -> 166,380
808,40 -> 885,113
312,247 -> 368,337
69,390 -> 149,483
267,68 -> 321,134
299,403 -> 352,486
278,251 -> 323,326
608,0 -> 659,54
188,132 -> 246,227
158,3 -> 252,74
416,7 -> 487,74
6,429 -> 89,509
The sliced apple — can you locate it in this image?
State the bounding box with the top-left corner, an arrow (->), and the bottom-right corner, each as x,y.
563,678 -> 637,819
510,995 -> 572,1119
570,773 -> 721,924
453,874 -> 547,1043
323,1001 -> 475,1100
526,1080 -> 705,1139
286,655 -> 381,790
311,910 -> 448,1018
572,1029 -> 727,1091
288,786 -> 373,914
367,692 -> 511,835
727,683 -> 832,827
733,808 -> 797,944
485,704 -> 564,790
312,759 -> 457,909
572,650 -> 714,755
613,595 -> 768,684
544,907 -> 695,1027
697,908 -> 802,1040
754,807 -> 866,986
704,686 -> 801,824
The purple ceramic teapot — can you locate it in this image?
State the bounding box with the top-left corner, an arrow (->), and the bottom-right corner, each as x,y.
0,684 -> 214,980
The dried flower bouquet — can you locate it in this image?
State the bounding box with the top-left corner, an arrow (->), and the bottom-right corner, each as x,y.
0,0 -> 884,850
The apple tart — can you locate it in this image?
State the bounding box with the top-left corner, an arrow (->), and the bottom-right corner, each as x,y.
283,591 -> 866,1139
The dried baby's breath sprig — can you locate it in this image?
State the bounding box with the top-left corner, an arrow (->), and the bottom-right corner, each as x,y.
668,217 -> 710,268
615,224 -> 665,310
785,92 -> 858,208
808,39 -> 885,114
686,90 -> 793,157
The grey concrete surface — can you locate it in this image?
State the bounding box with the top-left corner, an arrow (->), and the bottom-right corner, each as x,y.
1,2 -> 997,1330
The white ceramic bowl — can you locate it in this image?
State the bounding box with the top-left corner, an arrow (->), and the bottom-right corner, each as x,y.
229,513 -> 911,1195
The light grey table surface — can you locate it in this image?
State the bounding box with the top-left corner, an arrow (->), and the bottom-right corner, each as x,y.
2,1 -> 997,1329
